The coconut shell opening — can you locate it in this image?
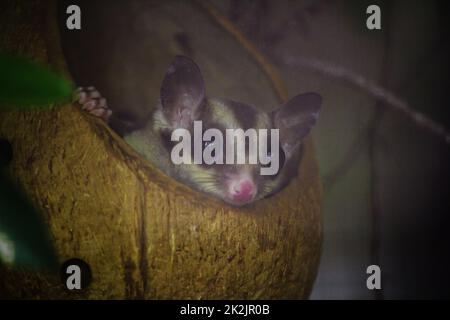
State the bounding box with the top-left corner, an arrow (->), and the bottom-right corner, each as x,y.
0,0 -> 322,299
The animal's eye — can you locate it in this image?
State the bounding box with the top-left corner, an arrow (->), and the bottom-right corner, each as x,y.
261,147 -> 286,177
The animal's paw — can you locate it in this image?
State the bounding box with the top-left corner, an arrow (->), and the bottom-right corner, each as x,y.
73,86 -> 112,122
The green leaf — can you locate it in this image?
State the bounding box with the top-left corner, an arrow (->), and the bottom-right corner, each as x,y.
0,53 -> 73,108
0,169 -> 58,271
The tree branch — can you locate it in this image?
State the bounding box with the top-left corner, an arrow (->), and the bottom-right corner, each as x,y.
278,55 -> 450,145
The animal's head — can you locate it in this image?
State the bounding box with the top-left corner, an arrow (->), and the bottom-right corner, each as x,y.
153,56 -> 321,206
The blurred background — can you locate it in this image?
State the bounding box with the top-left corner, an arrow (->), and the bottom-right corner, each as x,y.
201,0 -> 450,299
59,0 -> 450,299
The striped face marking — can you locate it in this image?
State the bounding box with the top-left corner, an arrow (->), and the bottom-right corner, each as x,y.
155,98 -> 287,206
150,56 -> 321,206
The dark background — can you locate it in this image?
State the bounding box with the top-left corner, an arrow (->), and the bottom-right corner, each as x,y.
230,0 -> 450,299
59,0 -> 450,299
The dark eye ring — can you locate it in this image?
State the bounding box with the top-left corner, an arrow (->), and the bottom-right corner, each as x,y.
261,147 -> 286,177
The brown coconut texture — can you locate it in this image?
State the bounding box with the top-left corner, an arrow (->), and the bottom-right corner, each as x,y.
0,0 -> 322,299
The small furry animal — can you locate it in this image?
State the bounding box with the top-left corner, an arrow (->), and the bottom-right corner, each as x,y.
75,56 -> 321,206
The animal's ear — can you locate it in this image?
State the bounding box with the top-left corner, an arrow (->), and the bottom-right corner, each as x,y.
160,55 -> 205,128
271,92 -> 321,157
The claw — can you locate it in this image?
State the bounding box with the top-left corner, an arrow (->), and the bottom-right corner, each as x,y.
88,90 -> 101,99
74,86 -> 112,121
78,91 -> 87,104
83,100 -> 97,111
98,97 -> 107,108
91,107 -> 106,117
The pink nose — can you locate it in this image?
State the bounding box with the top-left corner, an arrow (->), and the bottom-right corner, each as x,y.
231,180 -> 255,203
